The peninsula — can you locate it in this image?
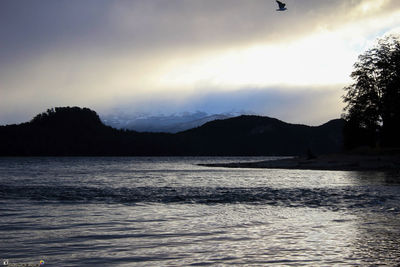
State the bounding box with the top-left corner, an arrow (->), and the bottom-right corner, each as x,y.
199,151 -> 400,171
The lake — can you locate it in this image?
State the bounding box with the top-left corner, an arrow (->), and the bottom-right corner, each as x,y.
1,157 -> 400,266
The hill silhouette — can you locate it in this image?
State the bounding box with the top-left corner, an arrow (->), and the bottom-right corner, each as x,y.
177,115 -> 344,156
0,107 -> 344,156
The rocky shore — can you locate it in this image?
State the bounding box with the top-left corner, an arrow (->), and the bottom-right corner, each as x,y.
199,153 -> 400,171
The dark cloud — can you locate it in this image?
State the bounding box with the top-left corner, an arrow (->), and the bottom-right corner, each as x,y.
1,0 -> 399,125
2,0 -> 398,63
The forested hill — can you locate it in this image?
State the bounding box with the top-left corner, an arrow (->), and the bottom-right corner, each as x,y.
177,115 -> 344,156
0,107 -> 344,156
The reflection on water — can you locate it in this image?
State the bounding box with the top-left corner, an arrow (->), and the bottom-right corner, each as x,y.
351,212 -> 400,266
0,157 -> 399,266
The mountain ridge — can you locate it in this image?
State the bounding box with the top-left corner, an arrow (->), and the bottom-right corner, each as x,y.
100,111 -> 236,133
0,107 -> 344,156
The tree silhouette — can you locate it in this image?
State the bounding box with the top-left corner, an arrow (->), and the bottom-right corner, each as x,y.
0,107 -> 344,156
343,35 -> 400,148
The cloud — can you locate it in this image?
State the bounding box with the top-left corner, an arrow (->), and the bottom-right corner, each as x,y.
2,0 -> 399,61
98,85 -> 345,126
1,0 -> 400,125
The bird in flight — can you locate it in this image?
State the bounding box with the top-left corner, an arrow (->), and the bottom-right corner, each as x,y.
276,0 -> 287,11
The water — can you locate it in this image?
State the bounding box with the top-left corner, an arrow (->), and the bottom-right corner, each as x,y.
0,157 -> 400,266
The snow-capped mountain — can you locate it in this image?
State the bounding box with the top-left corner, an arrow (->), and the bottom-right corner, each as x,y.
100,111 -> 246,133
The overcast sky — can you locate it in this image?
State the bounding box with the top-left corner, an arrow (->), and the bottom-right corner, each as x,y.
1,0 -> 400,125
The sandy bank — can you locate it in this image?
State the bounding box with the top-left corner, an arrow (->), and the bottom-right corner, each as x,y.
199,154 -> 400,171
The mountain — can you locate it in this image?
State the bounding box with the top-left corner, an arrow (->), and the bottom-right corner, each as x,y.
176,115 -> 344,156
100,111 -> 235,133
0,107 -> 344,156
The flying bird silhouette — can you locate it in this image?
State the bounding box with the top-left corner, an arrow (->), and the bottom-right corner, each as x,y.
276,0 -> 287,11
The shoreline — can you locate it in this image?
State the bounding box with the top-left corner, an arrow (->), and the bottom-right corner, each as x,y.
199,154 -> 400,171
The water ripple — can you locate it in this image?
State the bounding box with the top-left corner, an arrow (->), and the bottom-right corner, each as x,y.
1,184 -> 399,212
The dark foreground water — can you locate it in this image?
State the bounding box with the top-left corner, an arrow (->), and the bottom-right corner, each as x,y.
1,157 -> 400,266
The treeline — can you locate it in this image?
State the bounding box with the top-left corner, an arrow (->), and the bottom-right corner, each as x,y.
0,107 -> 344,156
342,35 -> 400,149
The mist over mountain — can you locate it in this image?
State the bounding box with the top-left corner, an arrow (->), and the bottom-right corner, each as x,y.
100,111 -> 245,133
0,107 -> 344,156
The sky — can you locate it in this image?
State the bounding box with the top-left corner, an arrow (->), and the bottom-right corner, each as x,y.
1,0 -> 400,126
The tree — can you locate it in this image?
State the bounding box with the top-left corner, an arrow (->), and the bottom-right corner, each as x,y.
342,35 -> 400,148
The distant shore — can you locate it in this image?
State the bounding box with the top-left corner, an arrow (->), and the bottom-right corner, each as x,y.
199,153 -> 400,171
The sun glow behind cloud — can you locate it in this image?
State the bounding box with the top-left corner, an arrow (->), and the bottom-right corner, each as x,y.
158,8 -> 400,90
158,36 -> 354,89
358,0 -> 387,14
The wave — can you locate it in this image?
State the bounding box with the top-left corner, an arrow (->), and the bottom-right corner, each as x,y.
1,184 -> 399,211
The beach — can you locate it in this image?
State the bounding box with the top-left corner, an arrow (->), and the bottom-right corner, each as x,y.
199,153 -> 400,171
